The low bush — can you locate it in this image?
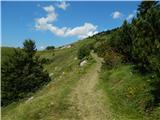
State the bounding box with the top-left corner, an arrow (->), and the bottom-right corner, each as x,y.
102,50 -> 122,69
77,44 -> 92,60
46,46 -> 55,50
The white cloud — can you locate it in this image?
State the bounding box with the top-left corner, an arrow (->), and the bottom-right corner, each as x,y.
65,23 -> 98,39
112,11 -> 123,19
37,22 -> 97,39
35,5 -> 57,30
57,1 -> 70,10
43,5 -> 55,13
35,5 -> 98,39
126,14 -> 134,20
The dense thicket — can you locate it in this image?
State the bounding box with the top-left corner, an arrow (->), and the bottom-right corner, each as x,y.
1,40 -> 51,106
96,1 -> 160,109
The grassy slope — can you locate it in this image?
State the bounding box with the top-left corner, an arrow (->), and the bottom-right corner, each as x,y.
1,39 -> 96,120
99,66 -> 145,119
2,35 -> 160,120
1,47 -> 15,64
99,64 -> 160,120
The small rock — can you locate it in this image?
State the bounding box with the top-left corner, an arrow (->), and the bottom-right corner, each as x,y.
49,73 -> 54,77
26,96 -> 34,103
80,60 -> 87,66
60,45 -> 71,49
66,45 -> 71,48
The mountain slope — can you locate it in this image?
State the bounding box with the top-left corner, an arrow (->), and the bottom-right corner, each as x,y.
1,39 -> 97,120
2,36 -> 158,120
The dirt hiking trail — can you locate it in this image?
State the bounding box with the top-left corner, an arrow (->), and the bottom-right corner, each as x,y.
69,53 -> 114,120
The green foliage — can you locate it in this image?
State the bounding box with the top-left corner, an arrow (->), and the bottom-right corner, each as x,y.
94,41 -> 122,69
100,65 -> 154,119
103,0 -> 160,107
108,20 -> 133,62
1,47 -> 15,65
23,39 -> 36,58
94,0 -> 160,117
1,40 -> 51,106
107,1 -> 160,74
102,50 -> 122,69
46,46 -> 55,50
149,107 -> 160,120
132,2 -> 160,106
39,57 -> 50,64
1,38 -> 95,120
94,40 -> 108,57
77,44 -> 93,60
137,1 -> 159,17
131,5 -> 160,73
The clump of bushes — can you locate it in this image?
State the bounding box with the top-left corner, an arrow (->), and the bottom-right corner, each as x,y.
45,46 -> 55,50
77,43 -> 93,60
1,39 -> 51,106
102,50 -> 122,69
94,41 -> 123,69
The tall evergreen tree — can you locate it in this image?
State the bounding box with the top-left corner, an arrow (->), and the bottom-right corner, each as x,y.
137,1 -> 159,17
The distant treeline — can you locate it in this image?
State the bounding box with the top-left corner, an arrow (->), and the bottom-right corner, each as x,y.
45,46 -> 55,50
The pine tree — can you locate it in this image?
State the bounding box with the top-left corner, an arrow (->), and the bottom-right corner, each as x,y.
137,1 -> 159,17
2,40 -> 51,106
23,39 -> 36,58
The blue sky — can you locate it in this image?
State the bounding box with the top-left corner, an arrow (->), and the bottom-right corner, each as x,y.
2,1 -> 140,49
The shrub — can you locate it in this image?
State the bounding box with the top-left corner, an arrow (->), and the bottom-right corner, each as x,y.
94,41 -> 108,57
102,50 -> 122,69
39,57 -> 50,64
46,46 -> 55,50
1,40 -> 51,106
77,44 -> 92,60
